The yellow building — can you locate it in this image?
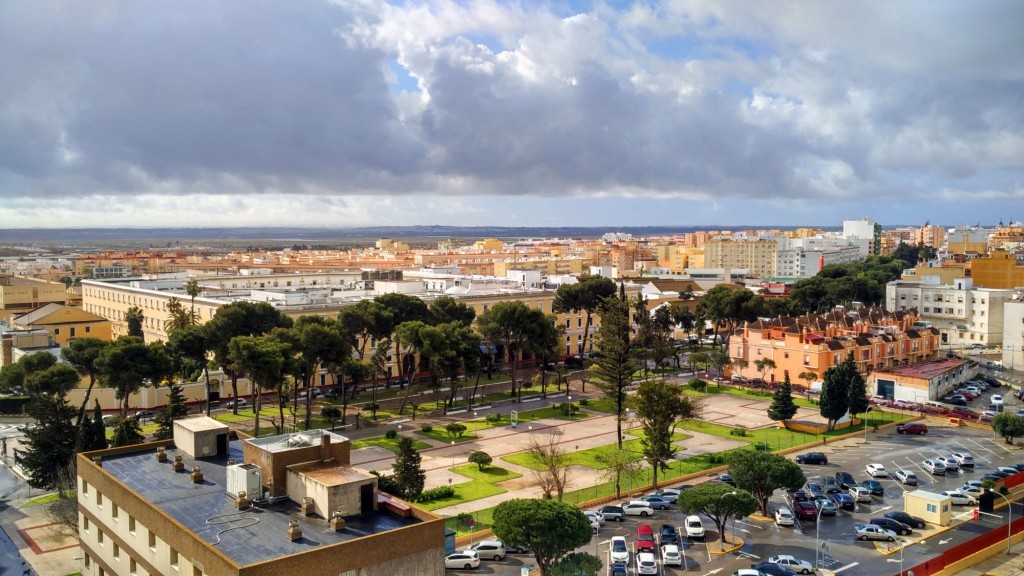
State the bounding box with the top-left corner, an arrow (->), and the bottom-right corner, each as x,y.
9,303 -> 112,346
473,238 -> 505,251
0,275 -> 69,320
703,238 -> 778,278
970,250 -> 1024,289
900,263 -> 969,284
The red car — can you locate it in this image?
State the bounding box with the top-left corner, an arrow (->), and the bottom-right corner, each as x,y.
794,501 -> 818,521
897,422 -> 929,435
636,524 -> 656,552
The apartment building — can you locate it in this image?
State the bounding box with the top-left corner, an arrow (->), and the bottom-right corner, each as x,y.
1003,297 -> 1024,371
0,275 -> 70,320
970,250 -> 1024,289
77,418 -> 444,576
775,246 -> 862,279
886,278 -> 1017,347
703,238 -> 779,279
9,303 -> 112,346
729,306 -> 941,385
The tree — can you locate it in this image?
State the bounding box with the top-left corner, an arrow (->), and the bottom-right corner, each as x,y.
476,301 -> 546,401
708,349 -> 732,378
392,435 -> 426,501
445,423 -> 467,438
62,337 -> 111,446
125,306 -> 145,338
81,400 -> 108,452
110,415 -> 146,447
337,300 -> 391,361
767,375 -> 799,426
728,450 -> 806,515
677,483 -> 758,544
227,335 -> 291,437
16,394 -> 77,489
468,450 -> 492,471
798,371 -> 818,390
819,352 -> 857,430
153,383 -> 189,440
205,302 -> 293,415
429,295 -> 476,327
492,499 -> 592,576
376,293 -> 429,413
847,364 -> 870,420
552,275 -> 616,356
96,336 -> 174,416
590,296 -> 638,448
184,277 -> 201,320
165,297 -> 194,333
166,324 -> 213,415
547,552 -> 603,576
527,432 -> 572,501
282,316 -> 348,429
633,380 -> 702,488
596,448 -> 644,499
321,406 -> 341,430
992,413 -> 1024,445
753,358 -> 776,388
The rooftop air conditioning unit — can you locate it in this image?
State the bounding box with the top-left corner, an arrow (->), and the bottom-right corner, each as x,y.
226,463 -> 262,501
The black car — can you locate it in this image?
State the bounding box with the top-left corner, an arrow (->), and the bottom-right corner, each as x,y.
610,562 -> 629,576
835,471 -> 857,490
861,480 -> 885,496
718,474 -> 736,486
790,489 -> 809,502
870,517 -> 912,536
806,482 -> 826,500
134,410 -> 155,421
751,562 -> 799,576
885,511 -> 927,529
795,452 -> 828,465
659,524 -> 680,546
1010,464 -> 1024,472
983,473 -> 1007,482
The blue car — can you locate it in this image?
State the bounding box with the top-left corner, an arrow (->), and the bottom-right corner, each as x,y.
831,493 -> 855,511
751,562 -> 798,576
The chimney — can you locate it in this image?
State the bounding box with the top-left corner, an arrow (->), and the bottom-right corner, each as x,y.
172,455 -> 185,472
321,433 -> 330,462
191,466 -> 204,483
287,520 -> 302,541
156,447 -> 167,462
330,511 -> 346,531
301,497 -> 315,516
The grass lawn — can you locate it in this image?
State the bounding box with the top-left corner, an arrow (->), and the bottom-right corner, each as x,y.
351,435 -> 431,453
502,430 -> 690,471
21,493 -> 61,507
418,464 -> 521,511
417,427 -> 481,444
580,397 -> 623,414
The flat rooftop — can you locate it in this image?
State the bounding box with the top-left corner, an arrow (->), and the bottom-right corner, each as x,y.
101,440 -> 420,567
876,358 -> 965,380
245,429 -> 347,453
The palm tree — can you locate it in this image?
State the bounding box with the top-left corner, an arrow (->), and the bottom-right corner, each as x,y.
184,278 -> 201,322
124,306 -> 145,338
165,297 -> 194,333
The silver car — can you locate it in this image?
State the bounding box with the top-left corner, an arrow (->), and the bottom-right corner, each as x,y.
855,524 -> 897,542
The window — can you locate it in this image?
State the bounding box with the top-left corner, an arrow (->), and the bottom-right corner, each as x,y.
96,492 -> 103,508
70,327 -> 76,337
82,480 -> 89,496
129,517 -> 136,534
148,530 -> 156,550
83,517 -> 90,532
55,328 -> 61,335
566,319 -> 571,329
86,326 -> 91,333
192,567 -> 202,576
97,530 -> 104,545
130,559 -> 138,575
927,503 -> 937,513
170,549 -> 179,570
112,503 -> 118,521
113,543 -> 120,559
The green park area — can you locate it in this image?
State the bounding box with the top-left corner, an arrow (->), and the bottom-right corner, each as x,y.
418,464 -> 523,511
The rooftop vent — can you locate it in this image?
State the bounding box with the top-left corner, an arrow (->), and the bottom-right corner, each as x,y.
287,519 -> 302,541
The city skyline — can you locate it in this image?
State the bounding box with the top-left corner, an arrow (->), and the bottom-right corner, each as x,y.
1,1 -> 1021,229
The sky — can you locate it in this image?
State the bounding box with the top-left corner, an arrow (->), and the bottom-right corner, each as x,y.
1,1 -> 1022,229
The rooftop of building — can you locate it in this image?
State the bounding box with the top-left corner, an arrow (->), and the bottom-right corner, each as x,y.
98,438 -> 421,567
875,358 -> 965,380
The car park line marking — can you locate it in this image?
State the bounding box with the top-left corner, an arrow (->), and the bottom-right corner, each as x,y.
833,562 -> 860,573
736,550 -> 760,559
876,505 -> 893,512
700,569 -> 722,576
953,441 -> 993,463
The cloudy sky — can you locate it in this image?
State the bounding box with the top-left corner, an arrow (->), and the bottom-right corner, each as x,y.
1,1 -> 1022,229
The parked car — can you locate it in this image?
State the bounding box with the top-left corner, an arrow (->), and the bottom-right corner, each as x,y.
897,422 -> 928,434
936,456 -> 960,472
831,493 -> 855,511
855,524 -> 897,542
718,474 -> 736,486
659,524 -> 680,546
942,490 -> 977,506
685,515 -> 706,539
635,524 -> 656,552
865,463 -> 888,478
806,482 -> 826,500
636,552 -> 658,575
922,459 -> 946,475
861,480 -> 885,496
790,489 -> 809,502
444,551 -> 480,570
775,506 -> 796,526
893,470 -> 919,485
600,505 -> 626,522
795,452 -> 829,465
468,540 -> 506,561
223,398 -> 248,408
134,410 -> 155,421
962,485 -> 983,497
814,498 -> 837,516
794,501 -> 818,521
835,471 -> 858,490
870,517 -> 912,536
767,555 -> 815,574
623,501 -> 655,517
661,544 -> 683,567
751,562 -> 799,576
609,562 -> 629,576
821,476 -> 841,493
584,511 -> 602,531
651,488 -> 680,503
610,536 -> 630,563
885,511 -> 927,529
991,394 -> 1005,406
850,486 -> 873,503
640,495 -> 672,510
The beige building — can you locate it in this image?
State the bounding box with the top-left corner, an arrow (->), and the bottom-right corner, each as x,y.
904,490 -> 952,527
0,275 -> 69,320
77,420 -> 444,576
703,238 -> 778,279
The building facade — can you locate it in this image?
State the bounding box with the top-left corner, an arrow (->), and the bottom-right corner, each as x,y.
886,278 -> 1017,347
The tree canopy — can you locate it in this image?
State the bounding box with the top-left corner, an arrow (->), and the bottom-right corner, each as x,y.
767,375 -> 799,425
491,499 -> 592,575
728,450 -> 806,515
392,435 -> 426,501
819,352 -> 858,430
633,379 -> 701,488
590,295 -> 638,449
678,483 -> 758,544
992,413 -> 1024,445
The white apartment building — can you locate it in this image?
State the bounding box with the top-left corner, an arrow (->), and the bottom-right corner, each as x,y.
1004,297 -> 1024,371
776,245 -> 863,279
886,278 -> 1018,347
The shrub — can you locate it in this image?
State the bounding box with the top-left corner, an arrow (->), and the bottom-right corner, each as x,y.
728,428 -> 748,437
418,485 -> 456,503
468,450 -> 493,470
371,471 -> 401,495
445,423 -> 468,438
559,402 -> 579,416
485,413 -> 503,424
385,429 -> 397,439
688,378 -> 708,392
578,398 -> 589,406
421,424 -> 433,433
706,454 -> 725,464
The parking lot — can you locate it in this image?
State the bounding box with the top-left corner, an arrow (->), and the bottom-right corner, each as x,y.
447,419 -> 1024,576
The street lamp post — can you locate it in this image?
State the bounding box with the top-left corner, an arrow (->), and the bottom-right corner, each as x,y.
995,491 -> 1015,554
815,510 -> 823,569
451,440 -> 456,480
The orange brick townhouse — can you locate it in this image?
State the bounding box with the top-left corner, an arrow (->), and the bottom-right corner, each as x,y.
728,305 -> 944,388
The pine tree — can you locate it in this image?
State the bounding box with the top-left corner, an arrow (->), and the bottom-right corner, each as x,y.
767,375 -> 798,426
81,400 -> 109,452
110,417 -> 145,447
392,435 -> 425,501
153,384 -> 189,440
590,296 -> 638,449
847,365 -> 870,419
819,352 -> 857,430
16,394 -> 77,489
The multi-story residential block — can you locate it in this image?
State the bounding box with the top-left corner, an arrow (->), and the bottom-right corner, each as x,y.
886,278 -> 1017,347
703,238 -> 779,279
77,418 -> 444,576
729,306 -> 941,385
945,225 -> 990,256
0,275 -> 70,320
1003,296 -> 1024,371
775,246 -> 862,279
970,250 -> 1024,289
